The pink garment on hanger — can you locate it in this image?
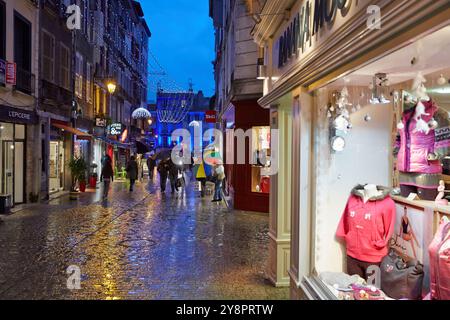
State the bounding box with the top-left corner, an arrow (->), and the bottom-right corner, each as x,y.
429,220 -> 450,300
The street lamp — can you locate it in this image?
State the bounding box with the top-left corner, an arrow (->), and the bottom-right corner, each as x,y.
107,81 -> 117,95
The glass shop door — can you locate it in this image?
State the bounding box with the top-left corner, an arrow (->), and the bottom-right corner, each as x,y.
2,141 -> 14,203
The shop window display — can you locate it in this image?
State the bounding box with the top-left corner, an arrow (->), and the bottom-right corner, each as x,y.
251,126 -> 271,194
310,26 -> 450,300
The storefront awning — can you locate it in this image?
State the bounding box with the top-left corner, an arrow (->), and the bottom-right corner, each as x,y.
51,123 -> 92,140
93,135 -> 134,150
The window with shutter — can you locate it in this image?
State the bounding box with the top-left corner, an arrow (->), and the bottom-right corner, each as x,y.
60,44 -> 70,90
86,62 -> 92,103
42,30 -> 55,82
75,52 -> 83,98
0,1 -> 5,61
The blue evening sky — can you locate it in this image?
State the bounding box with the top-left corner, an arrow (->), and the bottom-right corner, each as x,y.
141,1 -> 215,101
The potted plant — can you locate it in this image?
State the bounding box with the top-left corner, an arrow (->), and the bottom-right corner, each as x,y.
68,157 -> 88,200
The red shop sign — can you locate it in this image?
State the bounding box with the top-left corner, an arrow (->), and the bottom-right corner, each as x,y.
205,110 -> 217,123
6,62 -> 16,85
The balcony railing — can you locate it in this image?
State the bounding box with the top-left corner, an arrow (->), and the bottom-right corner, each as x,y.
14,67 -> 35,95
41,79 -> 73,106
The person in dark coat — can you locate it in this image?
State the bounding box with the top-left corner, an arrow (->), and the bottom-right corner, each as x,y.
157,158 -> 170,192
168,160 -> 180,194
147,154 -> 157,180
100,156 -> 114,199
126,156 -> 139,192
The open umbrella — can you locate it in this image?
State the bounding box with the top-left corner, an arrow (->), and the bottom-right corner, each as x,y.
204,148 -> 223,166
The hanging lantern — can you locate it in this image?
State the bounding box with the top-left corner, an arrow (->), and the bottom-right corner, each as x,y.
132,107 -> 152,119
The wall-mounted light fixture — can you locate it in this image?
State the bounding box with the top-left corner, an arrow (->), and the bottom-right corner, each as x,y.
256,46 -> 266,80
257,58 -> 267,80
251,9 -> 291,24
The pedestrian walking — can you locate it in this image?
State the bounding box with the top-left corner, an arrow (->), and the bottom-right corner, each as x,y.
100,156 -> 114,199
192,157 -> 207,197
157,158 -> 170,192
212,162 -> 225,202
147,154 -> 157,180
168,160 -> 180,194
126,156 -> 139,192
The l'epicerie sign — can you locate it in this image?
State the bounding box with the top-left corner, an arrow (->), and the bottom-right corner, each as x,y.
0,105 -> 37,124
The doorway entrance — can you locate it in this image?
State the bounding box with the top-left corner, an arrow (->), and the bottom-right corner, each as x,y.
0,130 -> 25,204
49,141 -> 65,193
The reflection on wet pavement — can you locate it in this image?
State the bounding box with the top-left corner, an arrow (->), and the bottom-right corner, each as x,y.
0,178 -> 289,300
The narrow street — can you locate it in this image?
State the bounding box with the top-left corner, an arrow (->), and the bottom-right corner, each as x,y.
0,178 -> 288,300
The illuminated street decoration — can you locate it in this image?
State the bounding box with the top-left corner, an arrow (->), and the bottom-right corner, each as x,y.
132,107 -> 152,119
156,91 -> 194,124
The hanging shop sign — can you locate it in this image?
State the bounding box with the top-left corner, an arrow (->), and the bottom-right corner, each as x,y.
0,59 -> 5,85
205,110 -> 217,123
6,62 -> 16,85
108,123 -> 123,136
276,0 -> 352,69
0,105 -> 37,124
95,118 -> 107,127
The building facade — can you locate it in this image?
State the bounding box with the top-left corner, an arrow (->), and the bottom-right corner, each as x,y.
92,0 -> 150,173
252,0 -> 450,300
210,0 -> 271,214
153,89 -> 213,151
0,0 -> 149,205
0,0 -> 40,205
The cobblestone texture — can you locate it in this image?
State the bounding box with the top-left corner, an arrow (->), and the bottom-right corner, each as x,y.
0,177 -> 289,300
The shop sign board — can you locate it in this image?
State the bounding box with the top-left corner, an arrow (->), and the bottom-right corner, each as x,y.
0,105 -> 37,124
205,110 -> 217,123
95,118 -> 107,127
274,0 -> 361,72
0,59 -> 5,85
6,62 -> 16,85
108,123 -> 123,135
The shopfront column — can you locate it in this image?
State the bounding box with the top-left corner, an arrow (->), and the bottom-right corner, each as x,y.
289,89 -> 314,299
28,118 -> 42,202
267,98 -> 292,287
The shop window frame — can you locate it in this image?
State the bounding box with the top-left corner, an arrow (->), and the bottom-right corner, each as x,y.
0,123 -> 27,206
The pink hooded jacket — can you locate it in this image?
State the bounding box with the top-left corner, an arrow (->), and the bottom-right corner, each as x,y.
396,100 -> 446,174
336,185 -> 396,263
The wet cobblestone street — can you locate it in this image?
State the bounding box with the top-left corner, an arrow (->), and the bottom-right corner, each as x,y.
0,178 -> 289,300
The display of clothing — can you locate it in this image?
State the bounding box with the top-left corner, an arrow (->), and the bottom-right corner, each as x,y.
260,176 -> 270,193
429,218 -> 450,300
395,100 -> 450,198
336,185 -> 396,264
